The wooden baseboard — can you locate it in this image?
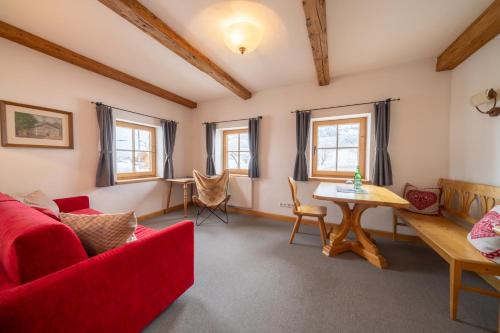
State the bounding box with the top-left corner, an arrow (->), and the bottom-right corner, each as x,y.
228,206 -> 299,223
227,206 -> 422,244
368,228 -> 423,244
137,203 -> 185,222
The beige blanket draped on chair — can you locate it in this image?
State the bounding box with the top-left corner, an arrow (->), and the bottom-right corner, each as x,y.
192,170 -> 230,207
192,170 -> 231,225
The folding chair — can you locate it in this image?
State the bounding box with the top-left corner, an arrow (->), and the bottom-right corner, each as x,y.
192,170 -> 231,226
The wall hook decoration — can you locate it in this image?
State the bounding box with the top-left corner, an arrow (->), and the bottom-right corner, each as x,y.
471,89 -> 500,117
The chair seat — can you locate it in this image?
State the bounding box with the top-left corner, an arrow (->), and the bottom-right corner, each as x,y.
295,205 -> 327,217
192,195 -> 230,208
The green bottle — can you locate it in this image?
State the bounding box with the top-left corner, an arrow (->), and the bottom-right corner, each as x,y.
354,166 -> 362,192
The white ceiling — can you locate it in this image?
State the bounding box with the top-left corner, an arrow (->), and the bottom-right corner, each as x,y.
0,0 -> 493,103
327,0 -> 493,77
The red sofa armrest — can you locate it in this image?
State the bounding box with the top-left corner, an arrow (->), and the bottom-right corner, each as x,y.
0,221 -> 194,333
53,196 -> 90,213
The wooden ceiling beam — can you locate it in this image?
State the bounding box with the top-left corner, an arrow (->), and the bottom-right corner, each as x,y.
436,0 -> 500,71
98,0 -> 252,100
303,0 -> 330,86
0,20 -> 197,108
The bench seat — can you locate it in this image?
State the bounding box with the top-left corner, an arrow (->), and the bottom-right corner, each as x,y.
393,179 -> 500,322
395,209 -> 496,267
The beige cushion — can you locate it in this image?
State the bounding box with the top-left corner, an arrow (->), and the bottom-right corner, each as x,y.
19,190 -> 60,214
60,211 -> 137,256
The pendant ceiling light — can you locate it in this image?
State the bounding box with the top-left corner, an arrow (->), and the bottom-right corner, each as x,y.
223,21 -> 262,55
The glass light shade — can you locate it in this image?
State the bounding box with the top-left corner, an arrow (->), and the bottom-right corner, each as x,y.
223,21 -> 262,55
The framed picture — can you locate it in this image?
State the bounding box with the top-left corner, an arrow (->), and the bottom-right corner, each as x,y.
0,100 -> 73,149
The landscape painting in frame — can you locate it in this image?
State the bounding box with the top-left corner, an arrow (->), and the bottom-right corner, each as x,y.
0,101 -> 73,149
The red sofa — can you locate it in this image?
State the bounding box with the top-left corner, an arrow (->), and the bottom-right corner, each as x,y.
0,193 -> 194,333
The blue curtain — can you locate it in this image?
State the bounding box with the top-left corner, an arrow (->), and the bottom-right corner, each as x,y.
248,118 -> 260,178
161,120 -> 177,179
95,104 -> 114,187
293,111 -> 311,181
205,122 -> 216,176
373,100 -> 393,186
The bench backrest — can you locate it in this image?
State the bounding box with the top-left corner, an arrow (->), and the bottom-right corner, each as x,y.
439,178 -> 500,225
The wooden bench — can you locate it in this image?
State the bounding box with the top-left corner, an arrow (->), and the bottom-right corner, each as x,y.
393,178 -> 500,320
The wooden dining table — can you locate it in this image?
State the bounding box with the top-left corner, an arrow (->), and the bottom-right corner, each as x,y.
313,183 -> 409,269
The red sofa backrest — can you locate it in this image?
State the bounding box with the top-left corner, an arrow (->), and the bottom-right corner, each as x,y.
0,194 -> 87,284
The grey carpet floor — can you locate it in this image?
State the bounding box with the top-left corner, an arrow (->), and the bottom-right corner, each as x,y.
141,208 -> 498,333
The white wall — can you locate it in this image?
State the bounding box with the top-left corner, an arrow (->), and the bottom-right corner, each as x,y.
449,36 -> 500,186
192,59 -> 451,233
0,38 -> 192,216
2,34 -> 475,233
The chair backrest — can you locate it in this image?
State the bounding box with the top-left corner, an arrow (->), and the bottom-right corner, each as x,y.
288,177 -> 301,211
439,178 -> 500,225
193,170 -> 229,205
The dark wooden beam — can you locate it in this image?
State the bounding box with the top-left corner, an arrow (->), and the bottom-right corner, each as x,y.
436,0 -> 500,71
0,20 -> 196,108
98,0 -> 252,100
303,0 -> 330,86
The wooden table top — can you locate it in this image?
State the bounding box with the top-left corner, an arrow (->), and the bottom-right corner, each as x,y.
313,183 -> 409,208
164,177 -> 195,184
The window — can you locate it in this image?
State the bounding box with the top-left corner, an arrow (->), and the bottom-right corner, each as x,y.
115,121 -> 156,180
311,117 -> 367,178
223,128 -> 249,174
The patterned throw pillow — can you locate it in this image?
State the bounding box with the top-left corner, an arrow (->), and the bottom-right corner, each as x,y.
60,211 -> 137,256
403,183 -> 441,215
468,206 -> 500,263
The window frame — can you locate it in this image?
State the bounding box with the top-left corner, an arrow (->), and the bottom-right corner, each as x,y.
115,120 -> 157,181
311,116 -> 368,179
222,128 -> 249,175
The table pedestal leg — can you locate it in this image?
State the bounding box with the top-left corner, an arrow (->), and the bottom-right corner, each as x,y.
183,183 -> 188,217
165,182 -> 173,213
322,202 -> 388,269
190,183 -> 194,204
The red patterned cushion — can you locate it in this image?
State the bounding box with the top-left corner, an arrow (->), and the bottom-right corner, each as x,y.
468,206 -> 500,263
403,183 -> 441,215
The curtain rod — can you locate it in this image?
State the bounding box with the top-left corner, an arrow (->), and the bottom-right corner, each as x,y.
91,101 -> 177,123
202,116 -> 262,125
290,98 -> 401,113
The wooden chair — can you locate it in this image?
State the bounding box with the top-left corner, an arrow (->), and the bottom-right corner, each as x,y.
287,177 -> 328,246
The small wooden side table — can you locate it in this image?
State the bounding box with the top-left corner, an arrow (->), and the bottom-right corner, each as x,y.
165,178 -> 195,217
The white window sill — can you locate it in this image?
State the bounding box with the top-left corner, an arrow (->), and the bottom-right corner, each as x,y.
229,173 -> 250,177
115,177 -> 162,185
308,177 -> 371,184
